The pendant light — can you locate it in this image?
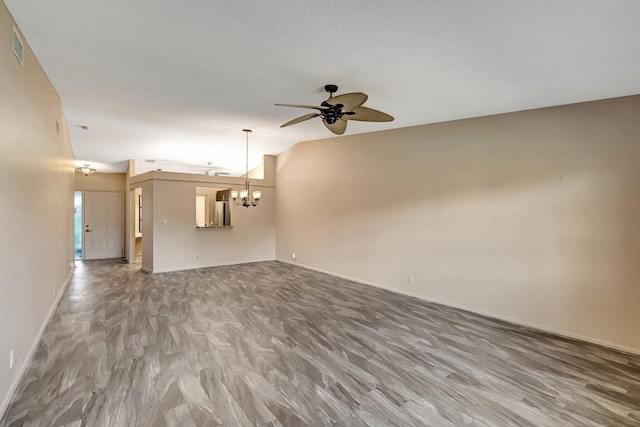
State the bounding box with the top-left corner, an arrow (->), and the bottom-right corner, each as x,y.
231,129 -> 261,207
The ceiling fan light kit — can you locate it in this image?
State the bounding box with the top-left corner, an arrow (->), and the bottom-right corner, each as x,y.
276,84 -> 394,135
231,129 -> 261,208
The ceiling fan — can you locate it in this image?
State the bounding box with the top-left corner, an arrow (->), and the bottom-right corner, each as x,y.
276,84 -> 394,135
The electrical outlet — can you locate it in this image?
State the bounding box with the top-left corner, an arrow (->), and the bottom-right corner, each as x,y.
10,349 -> 14,369
291,252 -> 296,260
408,275 -> 414,284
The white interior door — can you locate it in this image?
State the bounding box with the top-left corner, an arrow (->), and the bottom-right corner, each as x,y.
84,191 -> 123,260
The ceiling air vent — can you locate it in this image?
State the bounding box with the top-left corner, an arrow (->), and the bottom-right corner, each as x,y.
12,26 -> 24,67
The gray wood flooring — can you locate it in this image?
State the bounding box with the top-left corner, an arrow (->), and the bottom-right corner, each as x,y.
1,260 -> 639,426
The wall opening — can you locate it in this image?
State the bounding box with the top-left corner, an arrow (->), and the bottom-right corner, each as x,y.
74,191 -> 82,259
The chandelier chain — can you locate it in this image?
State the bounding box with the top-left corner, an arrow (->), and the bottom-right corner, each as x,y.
245,130 -> 249,178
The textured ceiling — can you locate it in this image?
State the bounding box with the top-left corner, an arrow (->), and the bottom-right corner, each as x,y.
5,1 -> 640,176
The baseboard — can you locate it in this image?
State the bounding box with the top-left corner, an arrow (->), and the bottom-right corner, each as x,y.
277,258 -> 640,356
0,263 -> 76,419
148,258 -> 276,274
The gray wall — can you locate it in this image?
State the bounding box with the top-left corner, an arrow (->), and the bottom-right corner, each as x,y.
276,95 -> 640,353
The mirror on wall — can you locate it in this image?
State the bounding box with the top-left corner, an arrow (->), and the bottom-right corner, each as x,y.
195,187 -> 232,228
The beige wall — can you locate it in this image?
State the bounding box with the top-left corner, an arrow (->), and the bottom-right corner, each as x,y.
75,171 -> 126,192
276,95 -> 640,353
0,4 -> 75,414
132,171 -> 275,273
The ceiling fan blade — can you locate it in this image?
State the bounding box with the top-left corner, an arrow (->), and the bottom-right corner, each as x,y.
343,106 -> 394,122
323,118 -> 347,135
281,113 -> 320,128
275,103 -> 324,110
326,92 -> 368,111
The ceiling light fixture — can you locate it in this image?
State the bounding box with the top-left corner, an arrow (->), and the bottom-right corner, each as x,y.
77,164 -> 96,176
231,129 -> 261,208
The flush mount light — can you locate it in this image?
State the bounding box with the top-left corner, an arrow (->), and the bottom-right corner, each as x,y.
77,164 -> 96,176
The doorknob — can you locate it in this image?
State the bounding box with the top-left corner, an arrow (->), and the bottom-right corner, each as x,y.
85,229 -> 92,232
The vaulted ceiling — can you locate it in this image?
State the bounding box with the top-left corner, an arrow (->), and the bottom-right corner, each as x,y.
6,1 -> 640,176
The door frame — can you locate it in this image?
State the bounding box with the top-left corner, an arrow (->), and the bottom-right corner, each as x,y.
82,191 -> 124,260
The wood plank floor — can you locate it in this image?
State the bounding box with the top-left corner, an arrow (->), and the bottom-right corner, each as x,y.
1,260 -> 639,426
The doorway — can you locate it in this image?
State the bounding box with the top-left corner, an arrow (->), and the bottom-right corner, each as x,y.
74,191 -> 82,259
83,191 -> 124,260
134,188 -> 142,262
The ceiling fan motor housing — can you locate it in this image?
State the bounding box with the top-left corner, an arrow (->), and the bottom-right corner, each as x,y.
320,100 -> 345,124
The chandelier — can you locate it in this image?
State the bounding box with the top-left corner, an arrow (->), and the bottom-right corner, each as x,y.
231,129 -> 261,207
77,164 -> 96,176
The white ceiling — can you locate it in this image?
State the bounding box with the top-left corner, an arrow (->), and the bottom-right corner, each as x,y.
6,1 -> 640,176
